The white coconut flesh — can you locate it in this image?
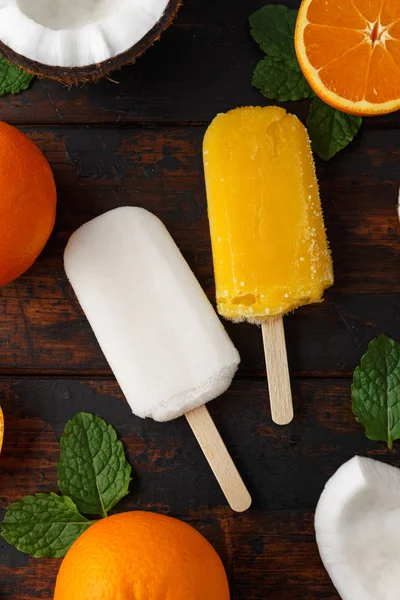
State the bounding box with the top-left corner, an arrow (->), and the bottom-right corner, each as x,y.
315,456 -> 400,600
0,0 -> 170,67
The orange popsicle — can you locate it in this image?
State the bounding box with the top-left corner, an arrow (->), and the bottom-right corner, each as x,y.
203,106 -> 333,423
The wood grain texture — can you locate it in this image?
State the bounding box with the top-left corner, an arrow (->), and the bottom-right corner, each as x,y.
0,0 -> 398,127
0,376 -> 393,599
0,126 -> 398,377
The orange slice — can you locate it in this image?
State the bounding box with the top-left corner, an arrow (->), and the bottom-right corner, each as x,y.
0,407 -> 3,453
295,0 -> 400,115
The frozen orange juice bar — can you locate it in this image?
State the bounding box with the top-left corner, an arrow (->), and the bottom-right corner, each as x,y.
203,106 -> 333,424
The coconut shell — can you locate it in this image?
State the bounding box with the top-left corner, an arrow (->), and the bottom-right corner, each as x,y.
0,0 -> 182,84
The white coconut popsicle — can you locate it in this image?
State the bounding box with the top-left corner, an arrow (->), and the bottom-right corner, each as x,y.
64,207 -> 251,512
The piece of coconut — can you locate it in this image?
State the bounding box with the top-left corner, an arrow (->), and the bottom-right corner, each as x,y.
0,0 -> 181,83
315,456 -> 400,600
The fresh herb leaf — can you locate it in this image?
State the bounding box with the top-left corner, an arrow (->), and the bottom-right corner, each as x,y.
249,4 -> 363,160
249,5 -> 298,58
0,57 -> 34,96
306,97 -> 362,160
1,493 -> 95,558
57,412 -> 131,517
1,413 -> 133,559
252,55 -> 313,102
249,6 -> 312,103
352,334 -> 400,449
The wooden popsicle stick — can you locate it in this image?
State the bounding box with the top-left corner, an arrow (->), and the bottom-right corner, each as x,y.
185,405 -> 252,512
261,316 -> 294,425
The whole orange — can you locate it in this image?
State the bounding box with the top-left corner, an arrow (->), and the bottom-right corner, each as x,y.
0,122 -> 56,286
54,511 -> 230,600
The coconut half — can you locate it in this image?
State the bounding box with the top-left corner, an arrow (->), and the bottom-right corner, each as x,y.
315,456 -> 400,600
0,0 -> 182,83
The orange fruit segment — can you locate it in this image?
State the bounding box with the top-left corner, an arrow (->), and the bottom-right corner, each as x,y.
295,0 -> 400,115
54,511 -> 230,600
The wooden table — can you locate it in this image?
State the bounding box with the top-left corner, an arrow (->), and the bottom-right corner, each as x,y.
0,1 -> 399,598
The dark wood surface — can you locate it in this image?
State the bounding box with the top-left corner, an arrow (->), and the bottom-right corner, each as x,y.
0,1 -> 399,598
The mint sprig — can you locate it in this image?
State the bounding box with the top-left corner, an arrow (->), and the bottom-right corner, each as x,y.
0,57 -> 34,96
249,4 -> 362,160
1,412 -> 132,557
250,4 -> 297,58
253,55 -> 314,102
352,335 -> 400,449
2,494 -> 94,558
58,413 -> 131,517
307,98 -> 362,161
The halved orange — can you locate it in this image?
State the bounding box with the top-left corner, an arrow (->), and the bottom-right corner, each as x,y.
295,0 -> 400,115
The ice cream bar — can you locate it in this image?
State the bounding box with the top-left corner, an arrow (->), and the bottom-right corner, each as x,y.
203,106 -> 333,424
64,207 -> 251,511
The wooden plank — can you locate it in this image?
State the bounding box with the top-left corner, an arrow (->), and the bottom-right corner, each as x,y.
0,0 -> 398,127
0,290 -> 398,377
3,125 -> 397,296
0,126 -> 398,376
0,376 -> 388,599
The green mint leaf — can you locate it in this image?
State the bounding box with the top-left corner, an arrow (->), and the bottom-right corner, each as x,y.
0,57 -> 34,96
252,55 -> 313,102
249,5 -> 298,58
57,412 -> 131,517
306,97 -> 362,160
249,6 -> 312,102
352,334 -> 400,449
1,493 -> 94,558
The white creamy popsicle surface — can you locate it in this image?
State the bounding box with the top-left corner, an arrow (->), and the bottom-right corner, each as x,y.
64,207 -> 240,422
